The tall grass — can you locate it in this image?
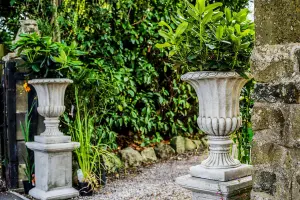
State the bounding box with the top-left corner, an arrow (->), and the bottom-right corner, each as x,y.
65,87 -> 122,189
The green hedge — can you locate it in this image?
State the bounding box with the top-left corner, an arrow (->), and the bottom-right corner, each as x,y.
0,0 -> 253,163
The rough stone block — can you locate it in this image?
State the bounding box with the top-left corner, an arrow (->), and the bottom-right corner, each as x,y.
120,147 -> 143,167
154,143 -> 175,159
185,138 -> 196,151
252,83 -> 300,103
17,141 -> 26,164
251,191 -> 274,200
16,81 -> 28,113
250,44 -> 300,82
251,140 -> 287,166
251,104 -> 284,132
16,112 -> 26,140
141,147 -> 157,163
252,170 -> 277,195
285,104 -> 300,148
170,136 -> 185,154
255,0 -> 300,45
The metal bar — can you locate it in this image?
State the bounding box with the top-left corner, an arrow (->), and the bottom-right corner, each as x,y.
5,61 -> 18,189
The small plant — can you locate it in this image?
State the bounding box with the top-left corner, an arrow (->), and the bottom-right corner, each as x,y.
12,33 -> 86,78
156,0 -> 254,73
20,102 -> 36,193
64,87 -> 122,191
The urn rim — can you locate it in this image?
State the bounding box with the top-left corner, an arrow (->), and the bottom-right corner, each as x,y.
181,71 -> 252,81
28,78 -> 73,84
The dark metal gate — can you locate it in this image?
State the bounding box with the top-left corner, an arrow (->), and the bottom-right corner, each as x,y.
0,60 -> 38,189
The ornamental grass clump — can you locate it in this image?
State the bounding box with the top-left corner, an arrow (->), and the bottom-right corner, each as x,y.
156,0 -> 254,74
64,87 -> 122,191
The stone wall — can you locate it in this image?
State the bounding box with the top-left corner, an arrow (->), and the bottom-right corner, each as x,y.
251,0 -> 300,199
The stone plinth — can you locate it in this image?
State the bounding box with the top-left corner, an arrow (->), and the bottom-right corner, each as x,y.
176,175 -> 252,200
190,164 -> 252,182
26,142 -> 79,200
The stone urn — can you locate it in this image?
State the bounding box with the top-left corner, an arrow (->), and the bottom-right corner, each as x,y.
26,78 -> 80,200
28,78 -> 73,143
176,71 -> 253,199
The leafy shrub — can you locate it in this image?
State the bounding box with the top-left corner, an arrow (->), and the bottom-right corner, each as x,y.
12,33 -> 86,77
156,1 -> 254,73
1,0 -> 254,164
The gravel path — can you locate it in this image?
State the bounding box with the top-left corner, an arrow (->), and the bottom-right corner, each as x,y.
77,152 -> 207,200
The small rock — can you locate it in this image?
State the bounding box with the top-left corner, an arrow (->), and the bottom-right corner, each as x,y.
185,138 -> 196,151
192,140 -> 203,149
201,138 -> 208,148
154,143 -> 175,159
170,136 -> 185,154
141,147 -> 157,163
120,147 -> 143,167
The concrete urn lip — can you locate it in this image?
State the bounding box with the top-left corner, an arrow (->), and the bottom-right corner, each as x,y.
181,71 -> 251,169
28,78 -> 73,137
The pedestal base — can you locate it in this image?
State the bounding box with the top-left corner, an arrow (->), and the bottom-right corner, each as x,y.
190,164 -> 253,181
176,175 -> 252,200
29,187 -> 79,200
26,141 -> 80,200
35,136 -> 71,144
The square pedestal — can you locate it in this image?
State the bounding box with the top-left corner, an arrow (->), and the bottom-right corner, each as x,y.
190,164 -> 253,181
29,187 -> 79,200
26,142 -> 80,200
176,175 -> 253,200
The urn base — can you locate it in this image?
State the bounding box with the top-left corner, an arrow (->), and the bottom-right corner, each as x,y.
29,187 -> 79,200
190,164 -> 252,181
176,174 -> 252,200
35,135 -> 71,144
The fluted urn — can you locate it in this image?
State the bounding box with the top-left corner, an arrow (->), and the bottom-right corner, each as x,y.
181,71 -> 252,181
28,78 -> 73,137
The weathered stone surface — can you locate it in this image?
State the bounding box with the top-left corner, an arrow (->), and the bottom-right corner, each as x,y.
251,1 -> 300,200
16,113 -> 26,140
250,44 -> 300,82
251,191 -> 274,200
253,171 -> 277,195
255,0 -> 300,45
170,136 -> 185,154
251,141 -> 287,166
18,164 -> 27,181
185,138 -> 196,151
17,141 -> 26,164
120,147 -> 143,167
141,147 -> 157,163
252,83 -> 300,103
154,143 -> 175,159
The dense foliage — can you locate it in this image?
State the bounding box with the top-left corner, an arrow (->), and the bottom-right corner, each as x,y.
0,0 -> 254,164
13,33 -> 86,78
156,1 -> 254,73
